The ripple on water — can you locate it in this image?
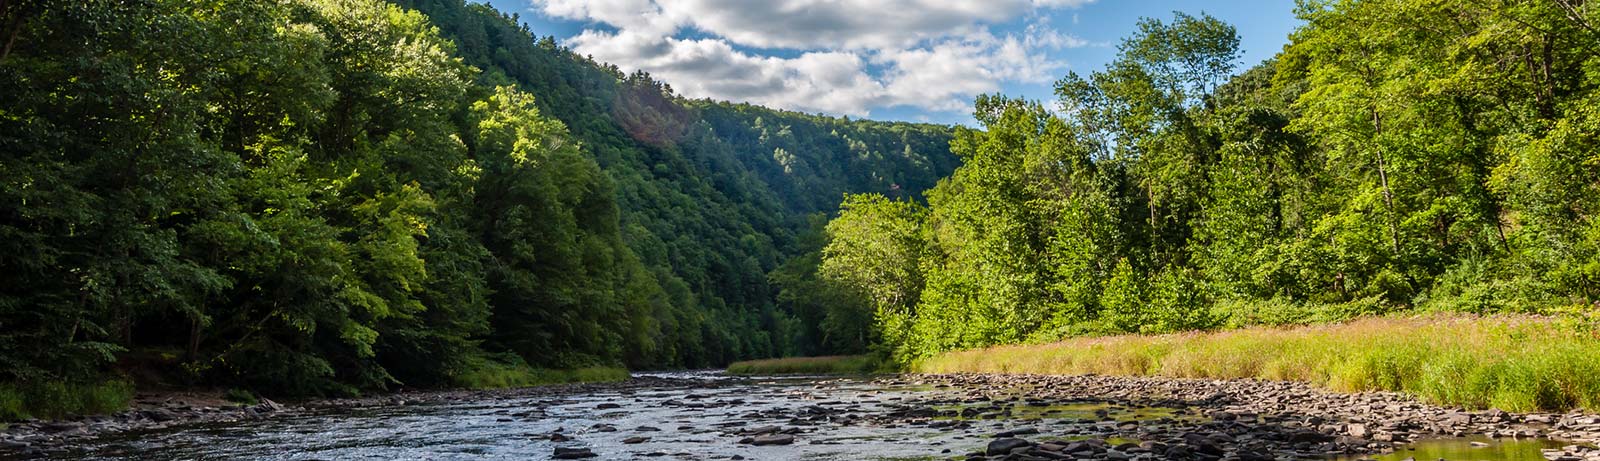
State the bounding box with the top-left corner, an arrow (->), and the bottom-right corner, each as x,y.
51,375 -> 1585,461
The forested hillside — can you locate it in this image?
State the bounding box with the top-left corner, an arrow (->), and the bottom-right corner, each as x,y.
821,4 -> 1600,365
388,0 -> 958,367
0,0 -> 955,404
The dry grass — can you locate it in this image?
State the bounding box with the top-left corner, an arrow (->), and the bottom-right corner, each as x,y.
914,315 -> 1600,412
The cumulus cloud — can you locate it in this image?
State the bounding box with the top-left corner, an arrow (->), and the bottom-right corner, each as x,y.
536,0 -> 1094,117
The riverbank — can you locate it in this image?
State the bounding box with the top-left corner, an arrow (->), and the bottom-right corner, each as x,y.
10,371 -> 1600,460
0,361 -> 627,423
0,376 -> 684,459
9,372 -> 1600,457
916,315 -> 1600,413
906,373 -> 1600,461
726,355 -> 880,375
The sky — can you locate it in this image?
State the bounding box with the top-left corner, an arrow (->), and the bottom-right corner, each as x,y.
484,0 -> 1303,125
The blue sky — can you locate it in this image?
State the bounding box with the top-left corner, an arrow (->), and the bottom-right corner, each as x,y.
484,0 -> 1302,125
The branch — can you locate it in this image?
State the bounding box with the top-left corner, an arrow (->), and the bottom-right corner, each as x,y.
1555,0 -> 1600,38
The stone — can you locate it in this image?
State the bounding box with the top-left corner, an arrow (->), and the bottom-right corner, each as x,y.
750,434 -> 795,446
1347,423 -> 1370,438
552,447 -> 597,459
0,440 -> 30,449
986,438 -> 1032,455
142,409 -> 177,423
994,427 -> 1038,437
255,399 -> 284,413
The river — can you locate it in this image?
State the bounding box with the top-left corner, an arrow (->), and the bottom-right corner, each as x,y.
37,372 -> 1593,460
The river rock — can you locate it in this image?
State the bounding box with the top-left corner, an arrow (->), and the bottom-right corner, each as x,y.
750,434 -> 795,446
552,447 -> 597,459
1347,423 -> 1369,438
993,427 -> 1038,437
255,399 -> 284,413
986,437 -> 1031,455
142,409 -> 177,422
0,440 -> 29,449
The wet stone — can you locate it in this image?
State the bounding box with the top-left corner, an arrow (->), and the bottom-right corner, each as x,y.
986,437 -> 1032,455
749,434 -> 795,446
552,446 -> 597,459
19,372 -> 1600,460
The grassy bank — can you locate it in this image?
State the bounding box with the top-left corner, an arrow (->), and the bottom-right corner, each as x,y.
915,315 -> 1600,412
0,359 -> 625,422
0,381 -> 134,421
455,357 -> 629,389
727,355 -> 880,375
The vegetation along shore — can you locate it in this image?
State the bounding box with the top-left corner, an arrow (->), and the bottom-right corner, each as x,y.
3,0 -> 1600,458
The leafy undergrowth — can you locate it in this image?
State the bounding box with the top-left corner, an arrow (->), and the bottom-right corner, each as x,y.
726,354 -> 881,375
915,315 -> 1600,412
455,356 -> 629,389
0,380 -> 134,421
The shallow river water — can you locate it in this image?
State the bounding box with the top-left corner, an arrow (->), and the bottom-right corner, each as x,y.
49,372 -> 1579,460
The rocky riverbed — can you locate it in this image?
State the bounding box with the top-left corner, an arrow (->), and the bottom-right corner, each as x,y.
2,372 -> 1597,460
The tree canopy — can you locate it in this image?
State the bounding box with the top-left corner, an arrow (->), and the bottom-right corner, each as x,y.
818,3 -> 1600,364
0,0 -> 956,395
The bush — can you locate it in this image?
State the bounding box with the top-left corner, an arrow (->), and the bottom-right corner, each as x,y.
726,355 -> 882,375
454,354 -> 629,389
1143,267 -> 1216,334
224,388 -> 259,405
1099,259 -> 1147,334
0,380 -> 134,421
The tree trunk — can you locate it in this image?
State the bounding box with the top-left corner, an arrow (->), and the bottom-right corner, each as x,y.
1,11 -> 21,63
1372,108 -> 1401,254
187,317 -> 203,362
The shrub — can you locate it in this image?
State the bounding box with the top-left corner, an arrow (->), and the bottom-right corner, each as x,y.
726,355 -> 882,375
0,380 -> 134,421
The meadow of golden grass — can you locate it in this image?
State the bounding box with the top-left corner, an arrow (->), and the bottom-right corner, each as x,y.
914,315 -> 1600,412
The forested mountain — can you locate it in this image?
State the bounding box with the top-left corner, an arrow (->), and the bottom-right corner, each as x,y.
821,5 -> 1600,365
0,0 -> 955,398
389,0 -> 958,367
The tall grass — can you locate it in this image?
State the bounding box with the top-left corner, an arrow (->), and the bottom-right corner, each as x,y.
0,380 -> 135,421
727,355 -> 881,375
915,315 -> 1600,412
454,356 -> 628,389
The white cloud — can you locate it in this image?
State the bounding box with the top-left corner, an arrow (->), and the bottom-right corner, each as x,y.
536,0 -> 1094,117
